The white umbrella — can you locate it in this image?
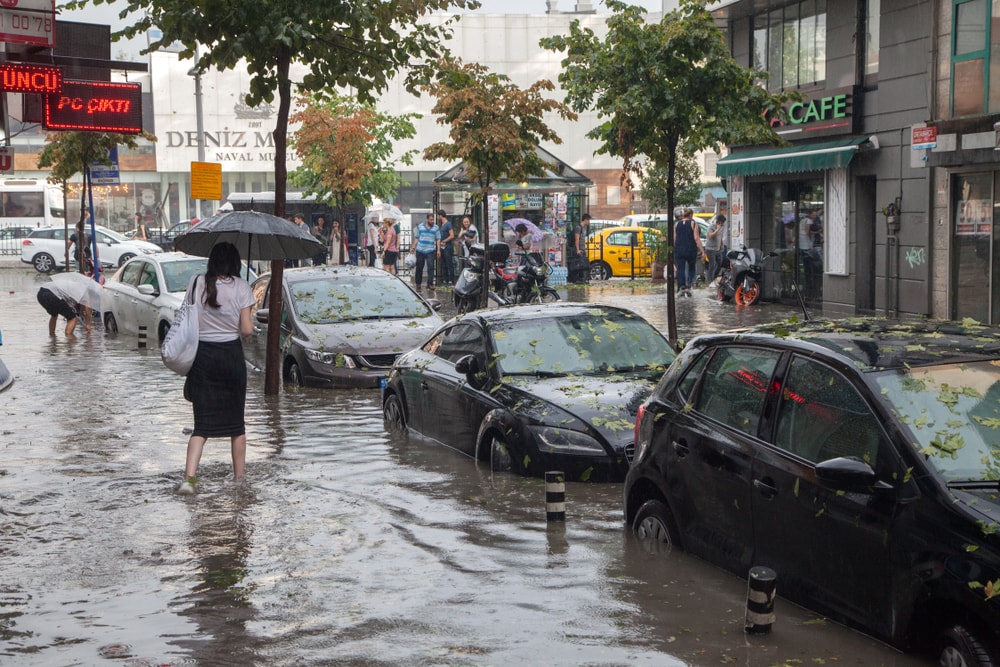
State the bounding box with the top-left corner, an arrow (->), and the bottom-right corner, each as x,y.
364,203 -> 403,222
50,272 -> 103,309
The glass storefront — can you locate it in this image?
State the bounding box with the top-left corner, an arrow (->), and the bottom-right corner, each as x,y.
759,179 -> 826,303
952,172 -> 1000,323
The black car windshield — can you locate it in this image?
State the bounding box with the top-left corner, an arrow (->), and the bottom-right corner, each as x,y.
491,310 -> 673,376
874,360 -> 1000,482
291,276 -> 431,323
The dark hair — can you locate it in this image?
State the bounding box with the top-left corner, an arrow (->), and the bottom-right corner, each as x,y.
717,215 -> 726,223
582,213 -> 591,221
515,223 -> 528,234
437,209 -> 447,217
203,242 -> 242,309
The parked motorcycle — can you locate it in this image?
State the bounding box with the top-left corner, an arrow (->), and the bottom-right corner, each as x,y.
716,247 -> 777,306
453,242 -> 560,313
453,242 -> 510,314
501,245 -> 560,304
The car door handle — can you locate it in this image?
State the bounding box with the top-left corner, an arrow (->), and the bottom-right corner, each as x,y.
420,381 -> 429,391
671,440 -> 689,458
753,478 -> 777,499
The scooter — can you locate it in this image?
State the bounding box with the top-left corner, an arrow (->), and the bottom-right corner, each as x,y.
716,247 -> 777,306
453,242 -> 511,314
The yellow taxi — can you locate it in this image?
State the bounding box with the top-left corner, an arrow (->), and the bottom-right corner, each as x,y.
586,226 -> 662,280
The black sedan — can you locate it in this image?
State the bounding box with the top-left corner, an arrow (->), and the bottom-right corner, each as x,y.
383,303 -> 676,482
624,318 -> 1000,665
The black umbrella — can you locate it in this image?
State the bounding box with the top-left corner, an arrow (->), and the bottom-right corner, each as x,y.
173,210 -> 324,274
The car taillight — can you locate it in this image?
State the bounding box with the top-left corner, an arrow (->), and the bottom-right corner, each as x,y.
634,404 -> 646,451
22,239 -> 32,246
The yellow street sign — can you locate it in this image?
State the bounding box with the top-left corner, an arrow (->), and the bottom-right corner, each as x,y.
190,161 -> 222,200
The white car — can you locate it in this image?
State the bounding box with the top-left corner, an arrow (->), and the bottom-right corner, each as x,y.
102,252 -> 256,342
21,225 -> 162,273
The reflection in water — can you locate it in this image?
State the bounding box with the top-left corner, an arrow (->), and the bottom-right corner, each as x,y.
173,486 -> 260,665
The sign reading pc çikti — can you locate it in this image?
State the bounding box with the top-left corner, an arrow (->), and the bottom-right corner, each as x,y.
42,80 -> 143,134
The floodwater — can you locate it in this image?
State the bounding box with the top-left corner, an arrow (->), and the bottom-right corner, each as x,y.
0,268 -> 927,666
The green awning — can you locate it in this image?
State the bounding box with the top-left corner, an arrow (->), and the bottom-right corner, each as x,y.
716,137 -> 869,177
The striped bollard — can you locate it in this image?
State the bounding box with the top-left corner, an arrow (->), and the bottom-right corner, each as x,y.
545,470 -> 565,522
745,566 -> 777,634
138,325 -> 147,350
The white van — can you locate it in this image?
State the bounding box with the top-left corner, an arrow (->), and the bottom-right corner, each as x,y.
0,178 -> 65,230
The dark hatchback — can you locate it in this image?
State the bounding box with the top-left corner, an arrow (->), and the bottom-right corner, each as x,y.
624,318 -> 1000,665
383,303 -> 676,482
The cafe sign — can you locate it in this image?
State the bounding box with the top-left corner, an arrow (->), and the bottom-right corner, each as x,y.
768,86 -> 860,139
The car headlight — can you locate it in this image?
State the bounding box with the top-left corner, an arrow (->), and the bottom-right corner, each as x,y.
528,426 -> 607,456
140,247 -> 158,254
304,348 -> 356,367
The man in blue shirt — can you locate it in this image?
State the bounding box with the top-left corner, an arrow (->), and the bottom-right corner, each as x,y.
409,213 -> 441,290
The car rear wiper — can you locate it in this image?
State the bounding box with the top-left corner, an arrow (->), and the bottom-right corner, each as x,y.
946,479 -> 1000,490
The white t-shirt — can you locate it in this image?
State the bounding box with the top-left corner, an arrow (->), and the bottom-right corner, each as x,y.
188,275 -> 255,343
366,222 -> 379,248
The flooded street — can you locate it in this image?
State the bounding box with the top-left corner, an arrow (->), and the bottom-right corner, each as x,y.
0,267 -> 927,666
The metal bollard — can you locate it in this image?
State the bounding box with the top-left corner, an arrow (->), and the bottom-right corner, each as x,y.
138,325 -> 147,349
545,470 -> 565,522
745,565 -> 777,634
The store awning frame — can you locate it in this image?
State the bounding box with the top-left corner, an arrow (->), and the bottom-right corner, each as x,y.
716,137 -> 872,178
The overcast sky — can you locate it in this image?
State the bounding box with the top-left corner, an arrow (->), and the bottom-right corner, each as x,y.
60,0 -> 667,61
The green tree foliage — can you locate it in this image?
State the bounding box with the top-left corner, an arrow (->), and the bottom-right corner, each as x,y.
422,55 -> 577,270
290,94 -> 418,223
640,146 -> 702,212
541,0 -> 795,344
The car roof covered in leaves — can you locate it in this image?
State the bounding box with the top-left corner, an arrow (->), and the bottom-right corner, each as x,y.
701,317 -> 1000,371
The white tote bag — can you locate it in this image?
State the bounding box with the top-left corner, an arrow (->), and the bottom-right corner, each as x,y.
161,276 -> 201,376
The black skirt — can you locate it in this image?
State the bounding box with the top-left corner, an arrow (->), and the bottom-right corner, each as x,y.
184,339 -> 247,438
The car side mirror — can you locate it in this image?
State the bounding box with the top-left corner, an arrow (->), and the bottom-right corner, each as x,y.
424,297 -> 442,311
255,308 -> 269,324
815,456 -> 883,491
455,354 -> 486,388
137,284 -> 156,296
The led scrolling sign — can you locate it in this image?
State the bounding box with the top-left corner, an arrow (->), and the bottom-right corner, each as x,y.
42,79 -> 142,133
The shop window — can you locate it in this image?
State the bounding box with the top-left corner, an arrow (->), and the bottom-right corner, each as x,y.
950,0 -> 999,116
587,186 -> 599,207
752,0 -> 827,91
952,172 -> 997,323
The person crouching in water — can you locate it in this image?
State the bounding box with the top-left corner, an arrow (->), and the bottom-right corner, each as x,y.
36,282 -> 81,336
177,242 -> 255,495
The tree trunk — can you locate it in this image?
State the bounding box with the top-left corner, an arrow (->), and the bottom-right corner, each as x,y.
665,143 -> 678,348
265,44 -> 292,396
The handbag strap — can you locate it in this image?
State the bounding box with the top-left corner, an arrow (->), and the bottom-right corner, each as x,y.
187,275 -> 200,306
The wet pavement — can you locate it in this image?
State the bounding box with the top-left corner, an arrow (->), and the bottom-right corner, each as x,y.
0,267 -> 928,666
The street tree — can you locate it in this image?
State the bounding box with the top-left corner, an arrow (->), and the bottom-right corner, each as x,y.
37,130 -> 154,272
541,0 -> 795,345
69,0 -> 478,393
640,145 -> 702,212
422,56 -> 576,306
289,94 -> 418,225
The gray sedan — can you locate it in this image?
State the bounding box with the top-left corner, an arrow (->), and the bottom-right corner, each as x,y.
243,265 -> 444,388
